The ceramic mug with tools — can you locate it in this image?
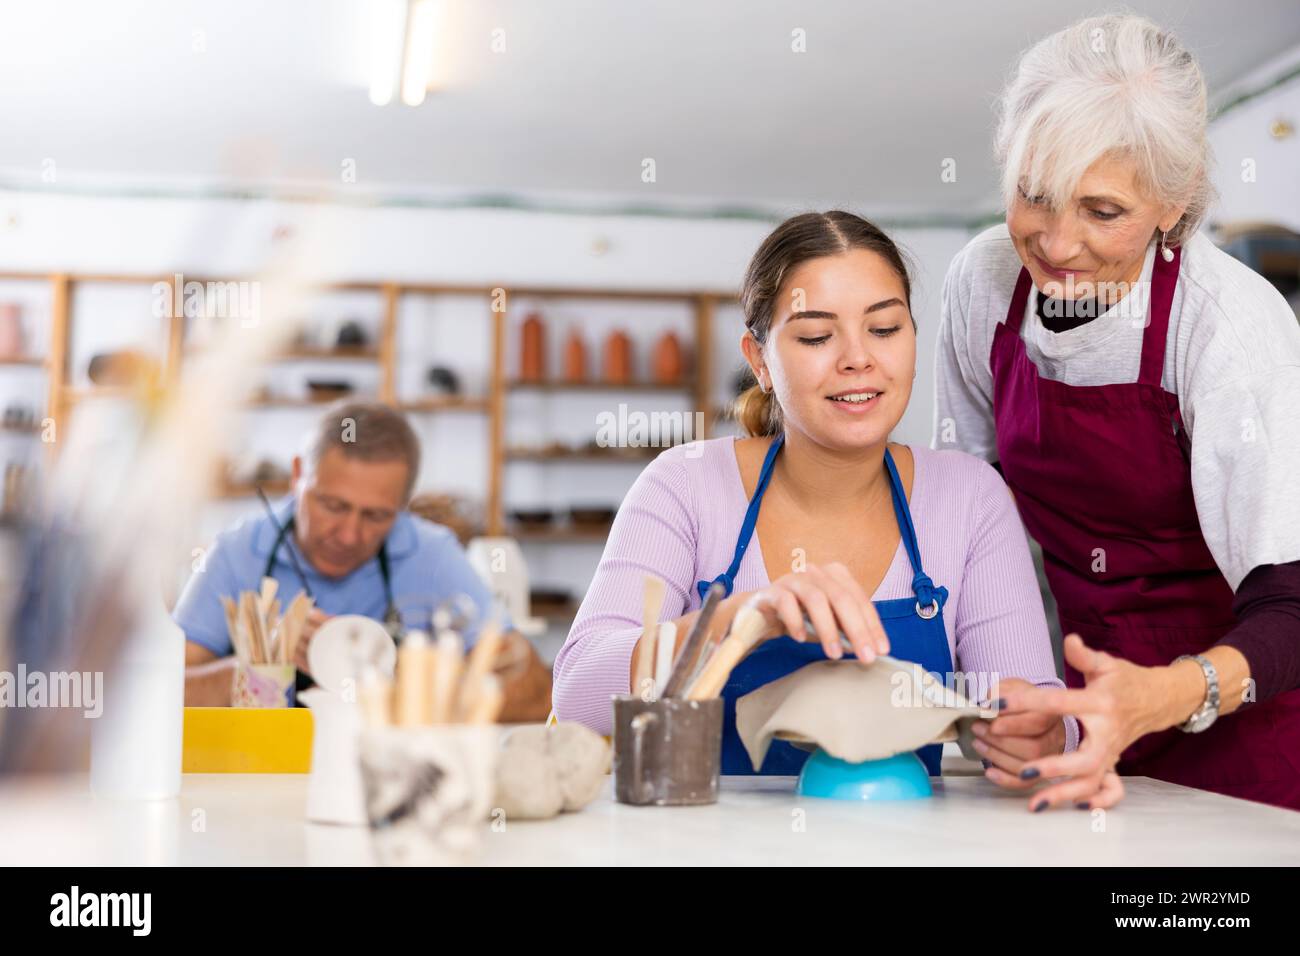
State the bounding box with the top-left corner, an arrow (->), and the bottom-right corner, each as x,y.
611,694 -> 723,806
610,579 -> 754,806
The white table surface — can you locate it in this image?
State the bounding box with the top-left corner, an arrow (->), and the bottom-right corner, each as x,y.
1,772 -> 1298,865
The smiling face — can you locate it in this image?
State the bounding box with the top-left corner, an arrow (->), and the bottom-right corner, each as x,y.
1007,152 -> 1184,300
741,249 -> 915,453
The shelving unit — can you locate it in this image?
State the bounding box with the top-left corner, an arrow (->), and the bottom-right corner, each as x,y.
0,273 -> 735,543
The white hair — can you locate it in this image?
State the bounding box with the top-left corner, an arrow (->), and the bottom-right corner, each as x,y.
995,13 -> 1214,247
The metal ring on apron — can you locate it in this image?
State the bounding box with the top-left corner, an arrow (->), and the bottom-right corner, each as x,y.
915,600 -> 940,620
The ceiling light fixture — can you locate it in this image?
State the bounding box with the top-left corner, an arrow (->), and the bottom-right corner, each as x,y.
369,0 -> 439,108
401,0 -> 439,107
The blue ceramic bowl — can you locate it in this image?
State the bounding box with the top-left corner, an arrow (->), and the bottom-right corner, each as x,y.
796,748 -> 933,800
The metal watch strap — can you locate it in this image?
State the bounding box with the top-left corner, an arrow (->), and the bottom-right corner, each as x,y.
1174,653 -> 1220,733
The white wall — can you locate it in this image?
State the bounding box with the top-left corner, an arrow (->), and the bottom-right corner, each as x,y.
1209,48 -> 1300,232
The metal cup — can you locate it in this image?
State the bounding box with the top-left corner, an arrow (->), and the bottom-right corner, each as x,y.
611,695 -> 723,806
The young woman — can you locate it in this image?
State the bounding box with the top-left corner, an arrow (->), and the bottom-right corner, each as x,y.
554,211 -> 1075,803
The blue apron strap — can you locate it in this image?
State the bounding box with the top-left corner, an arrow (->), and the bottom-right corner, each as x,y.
883,449 -> 937,609
697,432 -> 785,602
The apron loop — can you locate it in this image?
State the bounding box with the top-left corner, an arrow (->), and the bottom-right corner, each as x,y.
697,573 -> 735,602
911,571 -> 935,606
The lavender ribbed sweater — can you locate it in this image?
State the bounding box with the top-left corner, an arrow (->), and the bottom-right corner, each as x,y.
553,436 -> 1079,753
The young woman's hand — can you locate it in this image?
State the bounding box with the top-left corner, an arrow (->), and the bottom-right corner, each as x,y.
971,676 -> 1068,790
745,563 -> 890,662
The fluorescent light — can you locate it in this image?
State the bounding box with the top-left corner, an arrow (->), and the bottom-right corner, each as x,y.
368,0 -> 409,107
401,0 -> 439,107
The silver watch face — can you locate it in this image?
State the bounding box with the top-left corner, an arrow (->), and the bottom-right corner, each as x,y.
1184,706 -> 1217,733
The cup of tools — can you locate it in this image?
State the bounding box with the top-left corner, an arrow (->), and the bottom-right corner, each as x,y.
611,695 -> 723,806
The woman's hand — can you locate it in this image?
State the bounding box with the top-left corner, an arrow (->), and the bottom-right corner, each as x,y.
745,563 -> 890,663
970,676 -> 1068,789
998,634 -> 1162,811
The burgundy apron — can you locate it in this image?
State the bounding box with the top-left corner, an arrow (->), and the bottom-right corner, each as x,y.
991,247 -> 1300,809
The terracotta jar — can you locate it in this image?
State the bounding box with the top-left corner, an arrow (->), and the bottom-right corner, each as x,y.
603,330 -> 633,384
519,312 -> 546,382
0,303 -> 24,359
652,331 -> 684,385
563,328 -> 588,383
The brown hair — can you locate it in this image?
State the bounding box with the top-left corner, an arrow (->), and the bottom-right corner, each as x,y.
304,400 -> 422,501
735,211 -> 914,437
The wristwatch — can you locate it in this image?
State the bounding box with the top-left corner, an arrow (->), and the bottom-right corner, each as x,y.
1174,654 -> 1220,733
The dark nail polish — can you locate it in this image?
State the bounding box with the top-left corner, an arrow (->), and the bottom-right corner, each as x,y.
1033,801 -> 1048,813
1019,767 -> 1041,780
1075,802 -> 1091,810
994,697 -> 1007,711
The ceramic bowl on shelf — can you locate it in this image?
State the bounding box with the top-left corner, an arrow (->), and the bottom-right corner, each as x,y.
568,505 -> 616,527
425,365 -> 461,395
509,508 -> 554,528
528,587 -> 573,614
305,380 -> 354,401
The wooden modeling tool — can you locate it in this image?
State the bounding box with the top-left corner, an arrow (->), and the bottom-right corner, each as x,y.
661,581 -> 725,698
632,575 -> 666,697
685,604 -> 769,700
652,621 -> 676,699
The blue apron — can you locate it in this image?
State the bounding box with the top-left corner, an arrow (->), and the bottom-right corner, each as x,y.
696,433 -> 953,776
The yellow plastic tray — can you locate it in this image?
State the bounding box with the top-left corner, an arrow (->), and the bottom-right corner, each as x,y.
182,706 -> 314,773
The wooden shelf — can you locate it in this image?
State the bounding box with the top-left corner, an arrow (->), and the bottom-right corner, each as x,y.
507,379 -> 689,393
62,385 -> 137,404
504,447 -> 662,463
398,396 -> 490,413
531,600 -> 580,620
187,345 -> 379,362
214,478 -> 291,500
0,271 -> 733,537
235,395 -> 486,413
242,395 -> 370,409
511,524 -> 613,543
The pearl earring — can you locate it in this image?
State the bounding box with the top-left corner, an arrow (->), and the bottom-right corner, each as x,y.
1159,230 -> 1174,263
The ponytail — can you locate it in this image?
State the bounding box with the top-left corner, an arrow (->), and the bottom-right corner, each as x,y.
734,383 -> 781,437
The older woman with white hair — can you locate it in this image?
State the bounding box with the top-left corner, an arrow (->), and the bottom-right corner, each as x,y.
935,14 -> 1300,811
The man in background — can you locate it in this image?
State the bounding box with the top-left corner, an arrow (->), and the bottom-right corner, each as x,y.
175,401 -> 551,721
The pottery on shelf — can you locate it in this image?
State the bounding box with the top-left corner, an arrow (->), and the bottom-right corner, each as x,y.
520,312 -> 546,382
563,328 -> 588,384
652,331 -> 684,385
0,303 -> 24,358
603,330 -> 632,384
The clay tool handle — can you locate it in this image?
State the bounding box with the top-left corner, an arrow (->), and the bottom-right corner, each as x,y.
652,621 -> 676,699
685,604 -> 768,700
430,630 -> 464,723
465,674 -> 503,724
632,575 -> 666,698
358,667 -> 393,728
456,620 -> 503,719
395,630 -> 430,726
661,581 -> 725,698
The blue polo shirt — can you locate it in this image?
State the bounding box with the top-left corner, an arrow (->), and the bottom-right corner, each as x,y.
174,497 -> 503,656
